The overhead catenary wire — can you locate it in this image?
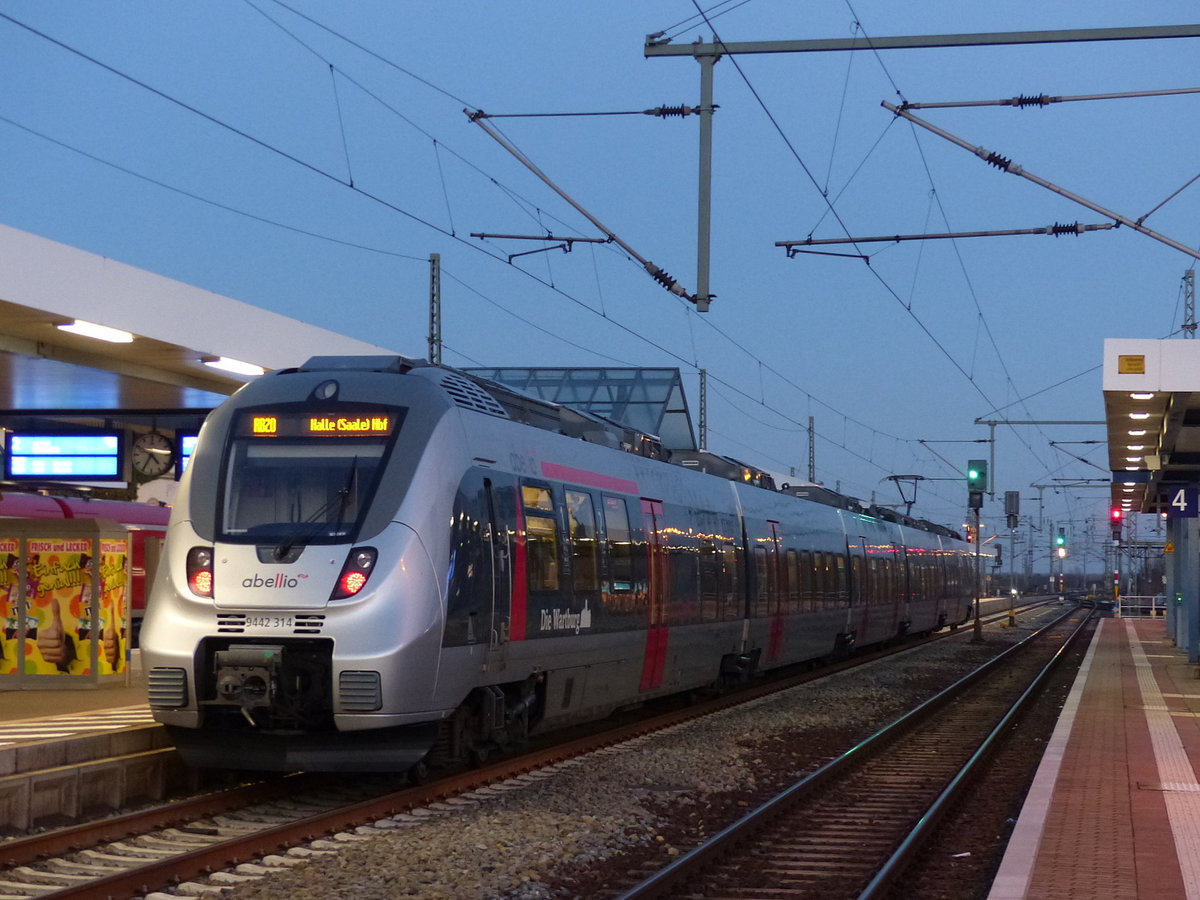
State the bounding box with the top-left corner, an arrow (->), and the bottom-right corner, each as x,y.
803,7 -> 1068,488
241,0 -> 978,492
0,6 -> 1008,513
245,0 -> 608,251
455,106 -> 701,119
896,82 -> 1200,227
779,221 -> 1116,254
466,109 -> 696,305
679,4 -> 1020,431
898,84 -> 1200,110
884,100 -> 1200,263
0,101 -> 944,499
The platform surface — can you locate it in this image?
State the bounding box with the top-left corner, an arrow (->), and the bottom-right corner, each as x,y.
989,616 -> 1200,900
0,650 -> 150,742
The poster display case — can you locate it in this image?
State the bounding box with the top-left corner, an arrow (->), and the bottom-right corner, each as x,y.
0,518 -> 131,688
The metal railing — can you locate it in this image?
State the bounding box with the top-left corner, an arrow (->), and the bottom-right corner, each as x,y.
1118,594 -> 1166,618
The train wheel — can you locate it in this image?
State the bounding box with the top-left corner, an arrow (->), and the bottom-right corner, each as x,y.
407,759 -> 429,785
469,744 -> 491,767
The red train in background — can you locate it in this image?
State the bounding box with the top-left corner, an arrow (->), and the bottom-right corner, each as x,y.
0,490 -> 170,641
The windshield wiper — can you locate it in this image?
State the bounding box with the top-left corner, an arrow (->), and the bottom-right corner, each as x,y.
273,458 -> 359,560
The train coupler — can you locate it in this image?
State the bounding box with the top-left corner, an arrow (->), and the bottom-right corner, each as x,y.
210,644 -> 284,726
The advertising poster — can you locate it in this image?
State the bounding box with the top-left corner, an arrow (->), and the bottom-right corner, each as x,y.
99,539 -> 129,675
25,538 -> 91,675
0,538 -> 17,676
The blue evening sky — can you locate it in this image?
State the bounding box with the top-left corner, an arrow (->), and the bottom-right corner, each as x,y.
2,2 -> 1197,577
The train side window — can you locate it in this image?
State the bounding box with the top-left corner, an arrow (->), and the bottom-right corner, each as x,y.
523,484 -> 554,512
868,556 -> 882,605
566,490 -> 599,592
602,496 -> 634,601
800,550 -> 814,611
522,484 -> 559,591
719,542 -> 739,619
699,541 -> 719,622
835,554 -> 848,604
752,545 -> 770,617
849,554 -> 863,607
785,548 -> 799,614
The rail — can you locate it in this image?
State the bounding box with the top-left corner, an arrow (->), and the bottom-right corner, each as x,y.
614,604 -> 1092,899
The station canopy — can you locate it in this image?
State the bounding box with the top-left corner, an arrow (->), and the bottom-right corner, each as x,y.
0,224 -> 395,493
0,224 -> 395,430
1103,338 -> 1200,515
466,367 -> 697,451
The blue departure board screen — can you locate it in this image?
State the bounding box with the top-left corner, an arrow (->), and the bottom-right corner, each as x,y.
176,434 -> 198,478
5,433 -> 124,481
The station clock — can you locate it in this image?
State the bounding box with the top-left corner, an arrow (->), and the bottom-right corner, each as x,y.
131,431 -> 176,478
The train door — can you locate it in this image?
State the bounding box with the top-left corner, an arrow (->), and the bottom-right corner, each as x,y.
883,541 -> 902,636
766,522 -> 784,662
639,499 -> 668,691
484,478 -> 512,650
844,537 -> 868,651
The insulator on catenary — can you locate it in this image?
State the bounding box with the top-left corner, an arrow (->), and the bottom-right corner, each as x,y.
645,263 -> 689,298
1011,94 -> 1050,108
1048,222 -> 1084,237
650,266 -> 677,288
645,105 -> 697,118
984,151 -> 1012,171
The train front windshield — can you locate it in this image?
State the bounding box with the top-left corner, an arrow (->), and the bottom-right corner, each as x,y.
218,406 -> 401,545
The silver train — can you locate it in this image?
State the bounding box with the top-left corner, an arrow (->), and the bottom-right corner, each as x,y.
142,356 -> 984,772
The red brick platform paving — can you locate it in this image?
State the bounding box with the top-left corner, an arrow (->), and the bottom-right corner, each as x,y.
989,618 -> 1200,900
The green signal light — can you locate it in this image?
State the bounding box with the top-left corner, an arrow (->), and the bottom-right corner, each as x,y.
966,459 -> 987,493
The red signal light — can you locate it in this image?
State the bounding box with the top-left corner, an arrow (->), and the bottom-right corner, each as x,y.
1111,507 -> 1122,521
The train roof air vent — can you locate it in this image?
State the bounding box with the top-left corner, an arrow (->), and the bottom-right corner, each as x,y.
439,373 -> 510,418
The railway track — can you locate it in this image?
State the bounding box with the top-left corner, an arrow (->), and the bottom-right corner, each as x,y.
0,599 -> 1065,899
610,605 -> 1093,900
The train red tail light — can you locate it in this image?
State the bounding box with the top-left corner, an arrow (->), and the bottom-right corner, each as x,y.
332,547 -> 377,600
186,546 -> 214,598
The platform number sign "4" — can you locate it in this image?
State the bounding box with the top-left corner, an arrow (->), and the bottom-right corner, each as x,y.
1168,487 -> 1200,518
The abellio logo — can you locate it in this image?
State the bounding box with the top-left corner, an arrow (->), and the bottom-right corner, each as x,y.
243,573 -> 300,589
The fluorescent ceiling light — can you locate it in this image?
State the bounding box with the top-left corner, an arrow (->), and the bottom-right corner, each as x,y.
1129,412 -> 1151,420
56,319 -> 133,343
1122,487 -> 1135,493
1129,392 -> 1155,400
1126,456 -> 1142,462
1127,445 -> 1145,451
202,356 -> 265,377
1125,466 -> 1140,471
1128,429 -> 1147,436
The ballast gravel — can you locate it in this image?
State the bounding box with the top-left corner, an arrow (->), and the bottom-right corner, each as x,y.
213,608 -> 1065,900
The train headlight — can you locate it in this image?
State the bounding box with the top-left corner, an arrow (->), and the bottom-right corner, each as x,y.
331,547 -> 377,600
186,546 -> 214,598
